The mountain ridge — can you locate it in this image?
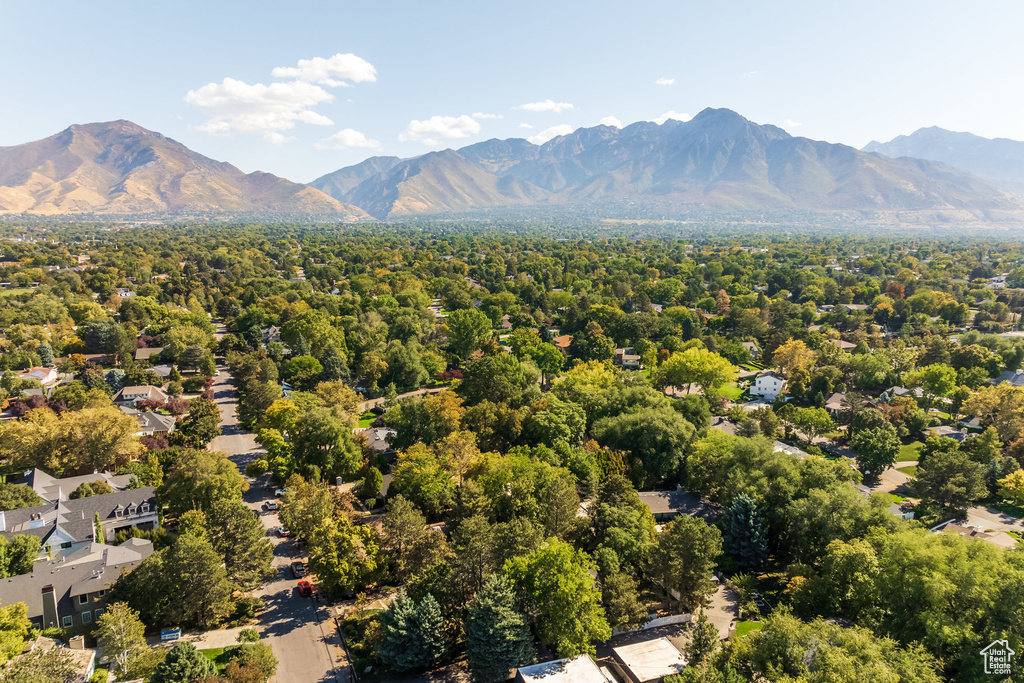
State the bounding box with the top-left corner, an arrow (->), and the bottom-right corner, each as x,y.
0,120 -> 369,219
309,108 -> 1024,223
863,127 -> 1024,192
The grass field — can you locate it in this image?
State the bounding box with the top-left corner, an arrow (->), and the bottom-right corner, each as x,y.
898,440 -> 923,461
358,411 -> 375,428
200,648 -> 234,672
897,465 -> 918,476
736,621 -> 763,637
990,501 -> 1024,519
0,288 -> 32,297
717,384 -> 746,401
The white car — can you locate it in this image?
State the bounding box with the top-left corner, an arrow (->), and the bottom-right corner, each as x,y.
277,526 -> 291,538
264,501 -> 279,511
274,488 -> 287,497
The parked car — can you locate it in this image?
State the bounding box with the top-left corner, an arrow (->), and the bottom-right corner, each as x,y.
274,488 -> 288,497
297,580 -> 312,597
291,561 -> 307,578
264,500 -> 279,511
277,526 -> 291,537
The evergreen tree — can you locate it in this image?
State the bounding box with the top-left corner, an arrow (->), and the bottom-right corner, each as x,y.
169,365 -> 182,383
199,353 -> 216,377
37,342 -> 54,367
149,641 -> 216,683
685,611 -> 719,667
377,591 -> 448,672
721,494 -> 768,569
320,343 -> 350,382
465,575 -> 535,683
291,333 -> 310,357
206,497 -> 275,592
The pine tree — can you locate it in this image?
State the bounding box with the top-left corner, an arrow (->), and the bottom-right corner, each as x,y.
149,641 -> 216,683
721,493 -> 768,569
320,344 -> 350,382
685,610 -> 719,667
378,591 -> 449,672
465,575 -> 535,683
38,342 -> 54,367
291,333 -> 311,357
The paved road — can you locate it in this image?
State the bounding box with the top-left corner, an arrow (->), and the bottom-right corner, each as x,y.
209,362 -> 347,683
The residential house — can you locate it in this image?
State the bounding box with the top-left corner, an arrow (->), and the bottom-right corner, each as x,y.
116,288 -> 136,298
0,539 -> 153,630
938,523 -> 1017,550
16,367 -> 58,386
750,371 -> 786,401
261,326 -> 282,345
928,425 -> 972,443
134,346 -> 164,362
21,469 -> 134,504
880,386 -> 924,403
824,392 -> 846,418
826,338 -> 857,351
501,314 -> 513,330
740,341 -> 760,360
516,655 -> 616,683
773,441 -> 810,459
611,638 -> 687,683
120,407 -> 176,436
113,385 -> 168,406
553,335 -> 573,356
993,369 -> 1024,387
150,363 -> 176,379
0,488 -> 158,559
637,490 -> 718,523
359,427 -> 397,455
615,347 -> 642,370
889,501 -> 916,520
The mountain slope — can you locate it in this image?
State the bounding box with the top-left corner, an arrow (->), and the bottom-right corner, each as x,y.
0,120 -> 369,219
312,108 -> 1023,221
863,127 -> 1024,191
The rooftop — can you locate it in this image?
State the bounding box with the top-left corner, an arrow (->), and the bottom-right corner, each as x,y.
517,655 -> 614,683
612,637 -> 687,683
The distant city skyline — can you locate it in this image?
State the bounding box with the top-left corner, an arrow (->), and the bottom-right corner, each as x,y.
2,0 -> 1022,181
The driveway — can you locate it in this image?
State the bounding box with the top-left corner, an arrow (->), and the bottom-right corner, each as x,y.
209,362 -> 348,683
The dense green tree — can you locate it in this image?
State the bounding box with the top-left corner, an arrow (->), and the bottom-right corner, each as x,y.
503,539 -> 610,657
721,493 -> 768,569
377,591 -> 448,672
174,397 -> 222,447
207,497 -> 275,592
851,425 -> 901,476
465,575 -> 535,683
95,602 -> 147,678
912,447 -> 988,513
653,515 -> 722,610
159,449 -> 247,516
149,642 -> 217,683
0,484 -> 42,512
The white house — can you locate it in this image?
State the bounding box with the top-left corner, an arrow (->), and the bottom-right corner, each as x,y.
750,371 -> 786,401
17,367 -> 58,386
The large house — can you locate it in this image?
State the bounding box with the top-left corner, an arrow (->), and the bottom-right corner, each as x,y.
17,367 -> 58,386
993,369 -> 1024,387
113,385 -> 168,406
22,468 -> 134,504
516,655 -> 616,683
0,538 -> 153,630
611,638 -> 687,683
133,346 -> 164,362
0,488 -> 158,559
750,371 -> 786,401
637,490 -> 718,523
119,407 -> 176,436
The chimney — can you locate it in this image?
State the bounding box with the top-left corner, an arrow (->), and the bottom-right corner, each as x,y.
69,635 -> 85,650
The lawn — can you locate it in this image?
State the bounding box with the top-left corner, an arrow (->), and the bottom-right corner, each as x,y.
898,440 -> 924,462
357,411 -> 376,428
0,288 -> 32,298
717,384 -> 746,401
736,621 -> 763,637
200,647 -> 235,672
877,492 -> 907,504
990,501 -> 1024,519
897,465 -> 918,476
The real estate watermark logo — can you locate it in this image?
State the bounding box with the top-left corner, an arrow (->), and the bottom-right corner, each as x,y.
981,639 -> 1015,676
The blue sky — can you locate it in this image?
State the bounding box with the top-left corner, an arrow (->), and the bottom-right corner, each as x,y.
2,0 -> 1023,181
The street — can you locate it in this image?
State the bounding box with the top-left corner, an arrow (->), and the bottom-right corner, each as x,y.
208,363 -> 348,683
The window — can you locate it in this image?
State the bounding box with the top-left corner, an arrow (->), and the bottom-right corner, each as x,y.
98,590 -> 105,597
115,509 -> 123,519
127,506 -> 137,516
141,503 -> 150,513
78,595 -> 88,605
62,616 -> 73,628
81,611 -> 92,624
60,542 -> 72,549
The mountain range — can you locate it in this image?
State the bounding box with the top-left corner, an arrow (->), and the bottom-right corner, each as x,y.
310,108 -> 1024,222
1,110 -> 1022,224
863,127 -> 1024,192
0,120 -> 368,219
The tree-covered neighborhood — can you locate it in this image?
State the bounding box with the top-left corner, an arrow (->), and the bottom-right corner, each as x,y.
0,222 -> 1022,682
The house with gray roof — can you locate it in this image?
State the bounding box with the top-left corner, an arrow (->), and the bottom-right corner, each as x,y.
119,407 -> 176,436
0,487 -> 158,559
0,538 -> 152,630
993,369 -> 1024,387
22,468 -> 134,504
637,490 -> 719,523
113,385 -> 168,406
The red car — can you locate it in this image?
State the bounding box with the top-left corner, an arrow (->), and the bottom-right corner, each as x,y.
297,581 -> 312,597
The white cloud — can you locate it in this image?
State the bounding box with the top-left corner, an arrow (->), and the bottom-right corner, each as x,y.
782,119 -> 803,129
399,115 -> 482,145
185,77 -> 334,140
655,77 -> 676,86
599,116 -> 622,128
472,112 -> 502,120
518,123 -> 533,129
653,110 -> 692,125
516,99 -> 574,113
316,129 -> 381,150
527,124 -> 573,145
262,132 -> 295,145
741,70 -> 759,79
271,53 -> 377,87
